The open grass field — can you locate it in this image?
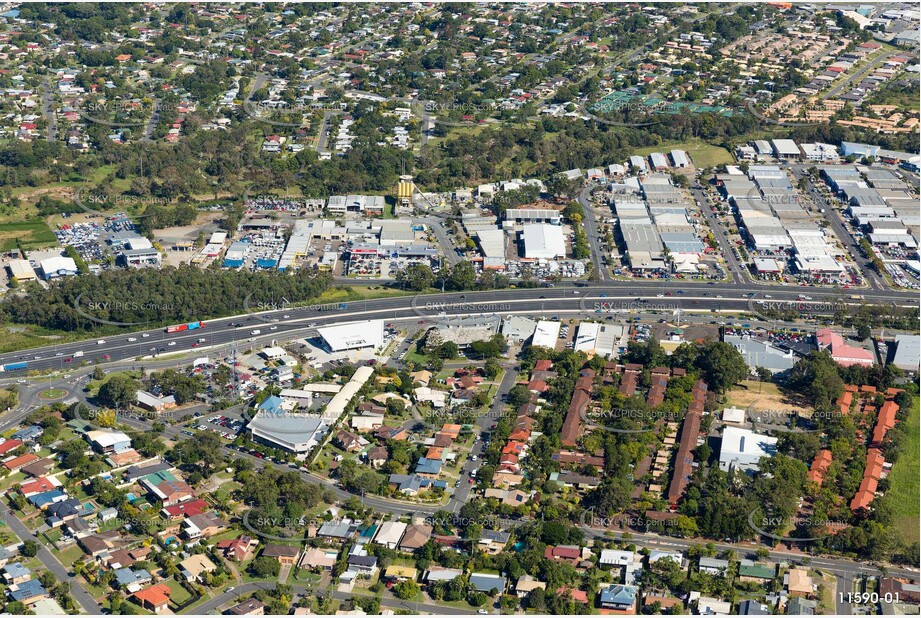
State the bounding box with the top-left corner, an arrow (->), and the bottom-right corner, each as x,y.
632,139 -> 734,169
888,395 -> 919,544
726,380 -> 812,415
315,285 -> 412,303
0,221 -> 56,251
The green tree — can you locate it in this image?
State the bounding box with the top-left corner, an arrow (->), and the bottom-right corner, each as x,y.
97,374 -> 139,409
393,580 -> 421,600
249,556 -> 280,578
695,341 -> 748,393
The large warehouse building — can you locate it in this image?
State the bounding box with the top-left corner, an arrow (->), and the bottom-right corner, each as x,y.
318,319 -> 385,352
521,224 -> 566,259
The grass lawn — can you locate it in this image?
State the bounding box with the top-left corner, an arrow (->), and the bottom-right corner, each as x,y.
403,350 -> 428,366
725,380 -> 810,415
162,578 -> 194,607
0,472 -> 26,493
888,395 -> 919,544
86,369 -> 143,397
38,387 -> 67,400
53,544 -> 85,571
0,221 -> 56,251
632,139 -> 733,169
314,285 -> 412,304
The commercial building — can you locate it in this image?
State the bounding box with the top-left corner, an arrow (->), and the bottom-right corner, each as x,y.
724,334 -> 796,375
249,411 -> 329,454
318,319 -> 385,352
771,139 -> 801,159
326,194 -> 386,217
815,328 -> 875,367
136,391 -> 177,413
891,334 -> 920,372
531,320 -> 561,349
573,322 -> 628,358
39,256 -> 78,280
521,224 -> 566,259
6,259 -> 36,282
505,208 -> 561,224
718,427 -> 778,474
670,149 -> 690,168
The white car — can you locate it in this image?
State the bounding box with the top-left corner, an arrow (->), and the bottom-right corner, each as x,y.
142,333 -> 150,338
470,455 -> 478,462
168,341 -> 177,346
128,337 -> 137,342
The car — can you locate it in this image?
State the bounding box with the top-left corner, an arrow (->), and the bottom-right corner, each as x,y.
142,333 -> 150,338
128,337 -> 137,342
192,343 -> 200,348
470,455 -> 478,462
283,314 -> 290,319
55,352 -> 63,356
477,610 -> 489,615
65,357 -> 73,363
168,341 -> 177,346
468,478 -> 475,484
16,379 -> 26,384
102,354 -> 110,360
269,326 -> 278,330
150,347 -> 157,351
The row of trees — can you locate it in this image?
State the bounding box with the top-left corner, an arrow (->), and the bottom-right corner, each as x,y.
1,265 -> 332,333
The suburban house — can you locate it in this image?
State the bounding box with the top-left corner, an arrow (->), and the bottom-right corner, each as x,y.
262,544 -> 300,565
133,583 -> 172,614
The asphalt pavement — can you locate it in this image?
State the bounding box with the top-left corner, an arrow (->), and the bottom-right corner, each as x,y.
1,510 -> 103,614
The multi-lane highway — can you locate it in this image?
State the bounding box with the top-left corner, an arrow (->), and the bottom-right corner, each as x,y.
3,282 -> 914,374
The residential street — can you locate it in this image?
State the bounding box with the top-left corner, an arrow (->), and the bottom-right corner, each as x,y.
1,510 -> 103,614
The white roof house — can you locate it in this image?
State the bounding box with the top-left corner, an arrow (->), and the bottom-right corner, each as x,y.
318,320 -> 385,352
261,346 -> 287,360
86,430 -> 132,453
718,426 -> 778,474
721,406 -> 747,425
373,521 -> 408,549
600,549 -> 635,566
521,224 -> 566,259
